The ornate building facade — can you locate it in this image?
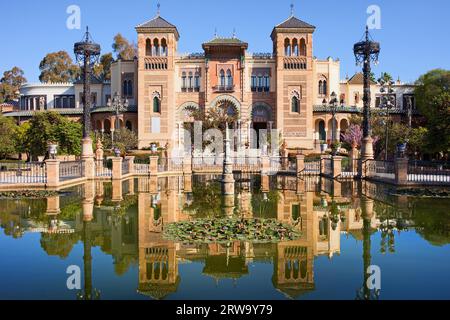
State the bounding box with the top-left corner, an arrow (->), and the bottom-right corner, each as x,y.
5,9 -> 417,154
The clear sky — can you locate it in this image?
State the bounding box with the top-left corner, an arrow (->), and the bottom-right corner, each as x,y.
1,0 -> 449,84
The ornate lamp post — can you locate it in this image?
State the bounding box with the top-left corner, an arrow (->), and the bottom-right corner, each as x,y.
379,78 -> 396,161
74,27 -> 101,157
107,93 -> 129,145
354,26 -> 380,161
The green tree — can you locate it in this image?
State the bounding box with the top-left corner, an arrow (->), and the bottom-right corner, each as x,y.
0,115 -> 18,159
102,128 -> 138,154
112,34 -> 137,60
0,67 -> 27,103
14,122 -> 31,161
378,72 -> 393,84
94,53 -> 113,80
39,51 -> 80,83
26,112 -> 82,159
415,69 -> 450,154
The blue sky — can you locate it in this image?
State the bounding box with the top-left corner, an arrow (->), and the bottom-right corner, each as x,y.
1,0 -> 449,83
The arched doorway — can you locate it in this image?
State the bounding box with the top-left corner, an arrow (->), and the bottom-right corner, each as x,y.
126,120 -> 133,131
251,103 -> 272,149
177,102 -> 199,155
316,120 -> 326,142
104,119 -> 111,134
340,119 -> 349,142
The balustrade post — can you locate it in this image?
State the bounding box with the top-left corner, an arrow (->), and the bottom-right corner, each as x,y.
183,155 -> 192,175
296,155 -> 305,176
395,157 -> 409,186
261,155 -> 270,175
45,159 -> 60,188
125,156 -> 135,175
149,156 -> 159,176
332,156 -> 343,179
112,157 -> 123,180
320,155 -> 328,177
83,157 -> 95,180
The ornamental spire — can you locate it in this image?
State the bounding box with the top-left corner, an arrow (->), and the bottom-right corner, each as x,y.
290,2 -> 295,17
156,2 -> 161,17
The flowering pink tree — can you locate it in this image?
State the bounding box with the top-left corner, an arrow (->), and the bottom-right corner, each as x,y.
342,124 -> 379,148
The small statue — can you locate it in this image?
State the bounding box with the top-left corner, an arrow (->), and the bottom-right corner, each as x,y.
96,138 -> 103,151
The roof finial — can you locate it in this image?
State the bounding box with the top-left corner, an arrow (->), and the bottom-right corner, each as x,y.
157,2 -> 161,16
365,25 -> 369,41
232,28 -> 236,39
290,2 -> 294,16
214,27 -> 218,39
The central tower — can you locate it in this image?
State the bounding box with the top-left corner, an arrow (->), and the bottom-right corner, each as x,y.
136,7 -> 180,149
271,11 -> 315,151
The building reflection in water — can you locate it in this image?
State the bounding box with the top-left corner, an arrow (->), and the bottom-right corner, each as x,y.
0,174 -> 426,300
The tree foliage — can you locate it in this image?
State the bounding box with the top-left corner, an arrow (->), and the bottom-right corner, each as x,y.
112,34 -> 137,60
94,53 -> 113,80
0,67 -> 27,103
102,128 -> 138,154
0,115 -> 18,159
26,112 -> 82,159
39,51 -> 80,83
415,69 -> 450,154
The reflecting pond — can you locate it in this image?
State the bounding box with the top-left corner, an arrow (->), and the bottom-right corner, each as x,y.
0,175 -> 449,300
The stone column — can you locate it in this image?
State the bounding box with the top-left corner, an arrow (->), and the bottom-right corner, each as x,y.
83,157 -> 95,180
261,155 -> 270,175
112,157 -> 123,180
332,156 -> 343,179
296,154 -> 305,176
46,196 -> 61,216
46,159 -> 60,188
125,156 -> 135,175
183,155 -> 192,175
349,144 -> 358,173
395,157 -> 409,186
222,127 -> 235,195
149,156 -> 159,176
111,179 -> 123,202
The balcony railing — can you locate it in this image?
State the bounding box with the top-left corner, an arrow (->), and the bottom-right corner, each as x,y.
213,85 -> 235,93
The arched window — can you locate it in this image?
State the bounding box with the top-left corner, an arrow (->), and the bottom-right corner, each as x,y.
264,75 -> 270,92
258,75 -> 263,92
161,38 -> 168,56
153,39 -> 160,56
126,121 -> 133,131
292,39 -> 299,56
145,39 -> 152,56
323,80 -> 327,96
300,38 -> 307,56
226,69 -> 233,87
318,80 -> 323,95
153,96 -> 161,113
188,72 -> 193,89
194,72 -> 200,91
181,72 -> 187,90
251,76 -> 257,91
284,38 -> 291,56
127,80 -> 133,97
292,95 -> 300,113
219,69 -> 225,86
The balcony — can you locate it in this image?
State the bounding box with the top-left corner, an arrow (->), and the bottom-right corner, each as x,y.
213,85 -> 235,93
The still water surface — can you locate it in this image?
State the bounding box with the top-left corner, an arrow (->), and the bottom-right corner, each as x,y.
0,175 -> 449,300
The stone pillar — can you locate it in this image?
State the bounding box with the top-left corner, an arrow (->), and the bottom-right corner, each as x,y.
46,159 -> 60,188
332,156 -> 343,179
296,154 -> 305,176
46,196 -> 61,215
81,137 -> 94,158
222,127 -> 235,195
395,157 -> 409,186
83,157 -> 95,180
149,156 -> 159,176
261,174 -> 270,193
112,179 -> 123,202
184,174 -> 192,193
149,175 -> 158,194
349,144 -> 358,173
261,155 -> 270,175
319,155 -> 328,176
112,157 -> 123,180
361,136 -> 374,161
183,155 -> 192,175
125,156 -> 135,175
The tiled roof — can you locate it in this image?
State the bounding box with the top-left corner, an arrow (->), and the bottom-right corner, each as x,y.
203,37 -> 247,46
347,73 -> 377,85
74,74 -> 104,85
275,16 -> 316,29
91,105 -> 138,114
136,15 -> 180,39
